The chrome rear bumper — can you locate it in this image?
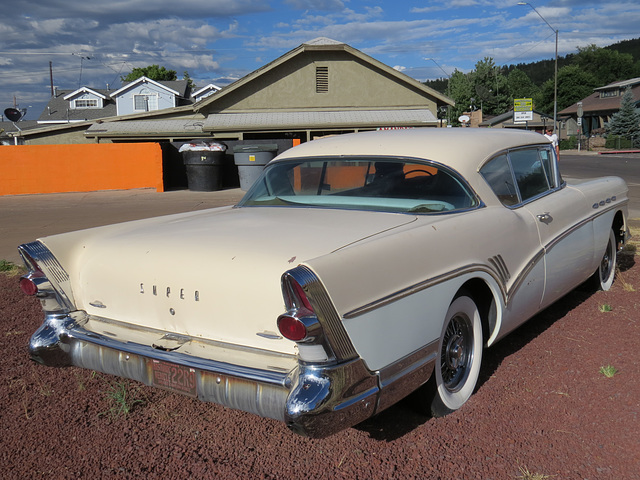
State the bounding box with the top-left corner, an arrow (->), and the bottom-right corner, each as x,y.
29,311 -> 383,437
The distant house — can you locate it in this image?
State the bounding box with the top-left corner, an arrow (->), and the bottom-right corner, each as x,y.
108,77 -> 191,116
38,87 -> 116,124
560,77 -> 640,136
192,84 -> 221,102
480,109 -> 553,131
64,87 -> 108,111
37,77 -> 193,125
15,38 -> 454,145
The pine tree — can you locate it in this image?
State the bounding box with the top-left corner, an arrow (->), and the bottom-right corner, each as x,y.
606,87 -> 640,147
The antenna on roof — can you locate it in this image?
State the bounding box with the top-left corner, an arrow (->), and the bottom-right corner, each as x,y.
72,53 -> 92,88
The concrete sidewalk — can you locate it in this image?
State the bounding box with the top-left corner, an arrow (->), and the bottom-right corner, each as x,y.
0,188 -> 245,264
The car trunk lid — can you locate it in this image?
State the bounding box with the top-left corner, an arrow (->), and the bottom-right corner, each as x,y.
40,206 -> 416,355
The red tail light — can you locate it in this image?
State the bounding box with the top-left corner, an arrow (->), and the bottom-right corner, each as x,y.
277,314 -> 307,341
282,276 -> 314,316
20,276 -> 39,296
279,275 -> 315,341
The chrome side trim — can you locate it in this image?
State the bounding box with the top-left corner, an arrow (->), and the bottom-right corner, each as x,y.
545,201 -> 626,253
344,202 -> 627,319
344,263 -> 509,319
488,254 -> 511,284
287,265 -> 358,362
376,341 -> 437,413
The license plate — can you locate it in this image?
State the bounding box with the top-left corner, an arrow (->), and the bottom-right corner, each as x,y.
151,359 -> 197,397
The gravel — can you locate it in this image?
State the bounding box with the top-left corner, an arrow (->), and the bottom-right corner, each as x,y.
1,254 -> 638,479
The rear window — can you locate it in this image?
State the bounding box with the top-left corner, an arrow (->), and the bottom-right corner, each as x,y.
239,158 -> 479,214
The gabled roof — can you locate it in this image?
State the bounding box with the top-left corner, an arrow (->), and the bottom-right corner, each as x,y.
560,81 -> 640,115
594,77 -> 640,91
1,120 -> 40,138
193,83 -> 221,98
109,76 -> 181,97
37,89 -> 117,123
201,109 -> 438,133
63,87 -> 107,101
194,37 -> 453,112
479,109 -> 553,127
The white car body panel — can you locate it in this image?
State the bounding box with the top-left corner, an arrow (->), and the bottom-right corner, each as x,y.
22,128 -> 629,438
39,206 -> 416,355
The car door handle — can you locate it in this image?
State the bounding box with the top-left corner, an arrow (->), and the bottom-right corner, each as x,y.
537,212 -> 553,224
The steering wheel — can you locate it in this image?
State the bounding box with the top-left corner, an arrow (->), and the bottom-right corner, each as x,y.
404,169 -> 434,178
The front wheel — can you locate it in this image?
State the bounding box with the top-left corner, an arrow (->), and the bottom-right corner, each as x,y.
419,294 -> 483,417
592,229 -> 617,291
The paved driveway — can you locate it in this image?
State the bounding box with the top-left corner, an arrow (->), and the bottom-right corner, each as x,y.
0,188 -> 245,263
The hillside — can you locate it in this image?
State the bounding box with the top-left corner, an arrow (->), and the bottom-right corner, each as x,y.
424,37 -> 640,93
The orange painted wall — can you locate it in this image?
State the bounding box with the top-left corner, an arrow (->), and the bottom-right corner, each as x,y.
0,143 -> 164,196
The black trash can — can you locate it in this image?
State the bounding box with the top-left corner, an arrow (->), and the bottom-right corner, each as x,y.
232,144 -> 278,190
180,142 -> 227,191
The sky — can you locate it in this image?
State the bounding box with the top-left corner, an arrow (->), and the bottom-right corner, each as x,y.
2,0 -> 639,121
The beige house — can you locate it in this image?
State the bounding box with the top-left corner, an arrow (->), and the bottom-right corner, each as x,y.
560,77 -> 640,137
12,38 -> 453,146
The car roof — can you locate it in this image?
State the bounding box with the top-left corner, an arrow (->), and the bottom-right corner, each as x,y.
274,128 -> 549,176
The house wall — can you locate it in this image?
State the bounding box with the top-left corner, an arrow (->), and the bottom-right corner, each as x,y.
68,91 -> 104,108
0,143 -> 163,196
207,50 -> 437,114
115,84 -> 176,116
23,129 -> 96,145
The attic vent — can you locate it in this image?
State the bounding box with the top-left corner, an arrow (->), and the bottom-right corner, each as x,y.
316,66 -> 329,93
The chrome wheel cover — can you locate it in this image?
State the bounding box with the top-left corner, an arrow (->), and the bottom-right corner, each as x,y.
440,314 -> 474,393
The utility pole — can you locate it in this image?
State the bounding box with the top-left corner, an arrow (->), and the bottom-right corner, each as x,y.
49,61 -> 54,97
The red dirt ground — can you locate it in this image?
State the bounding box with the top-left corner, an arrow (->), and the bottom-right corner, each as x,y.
1,255 -> 638,479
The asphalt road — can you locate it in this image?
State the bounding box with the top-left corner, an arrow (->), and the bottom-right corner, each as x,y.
0,188 -> 246,264
559,150 -> 640,218
1,150 -> 638,264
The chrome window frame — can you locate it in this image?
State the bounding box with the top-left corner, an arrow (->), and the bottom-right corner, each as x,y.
479,144 -> 564,209
240,155 -> 484,215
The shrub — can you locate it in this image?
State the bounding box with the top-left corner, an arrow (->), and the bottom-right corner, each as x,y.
605,135 -> 633,149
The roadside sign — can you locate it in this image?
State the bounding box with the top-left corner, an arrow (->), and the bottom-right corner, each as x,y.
514,98 -> 533,112
514,98 -> 533,122
514,111 -> 533,123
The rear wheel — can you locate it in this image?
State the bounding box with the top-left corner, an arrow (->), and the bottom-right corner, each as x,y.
592,229 -> 617,291
419,293 -> 483,417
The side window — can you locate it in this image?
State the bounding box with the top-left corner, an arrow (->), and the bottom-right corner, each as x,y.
538,148 -> 557,188
509,148 -> 550,201
479,154 -> 519,206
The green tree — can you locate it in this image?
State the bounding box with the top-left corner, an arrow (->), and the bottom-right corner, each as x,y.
182,71 -> 195,89
506,68 -> 540,101
534,64 -> 597,114
606,87 -> 640,147
573,45 -> 640,86
122,65 -> 178,82
448,69 -> 474,125
470,57 -> 510,116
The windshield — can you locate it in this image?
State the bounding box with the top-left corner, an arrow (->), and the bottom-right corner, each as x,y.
238,157 -> 478,214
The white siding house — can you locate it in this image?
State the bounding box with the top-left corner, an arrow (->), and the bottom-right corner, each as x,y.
109,76 -> 180,116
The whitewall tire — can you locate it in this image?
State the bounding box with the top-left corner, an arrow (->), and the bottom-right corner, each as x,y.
428,294 -> 483,417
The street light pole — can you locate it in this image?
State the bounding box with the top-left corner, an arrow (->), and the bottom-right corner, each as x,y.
518,2 -> 558,136
426,58 -> 452,126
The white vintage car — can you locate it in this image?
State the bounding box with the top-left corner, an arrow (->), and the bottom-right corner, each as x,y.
20,129 -> 629,437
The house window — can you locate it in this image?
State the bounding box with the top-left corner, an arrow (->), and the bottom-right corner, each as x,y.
74,99 -> 98,109
134,94 -> 158,111
316,66 -> 329,93
600,90 -> 618,98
